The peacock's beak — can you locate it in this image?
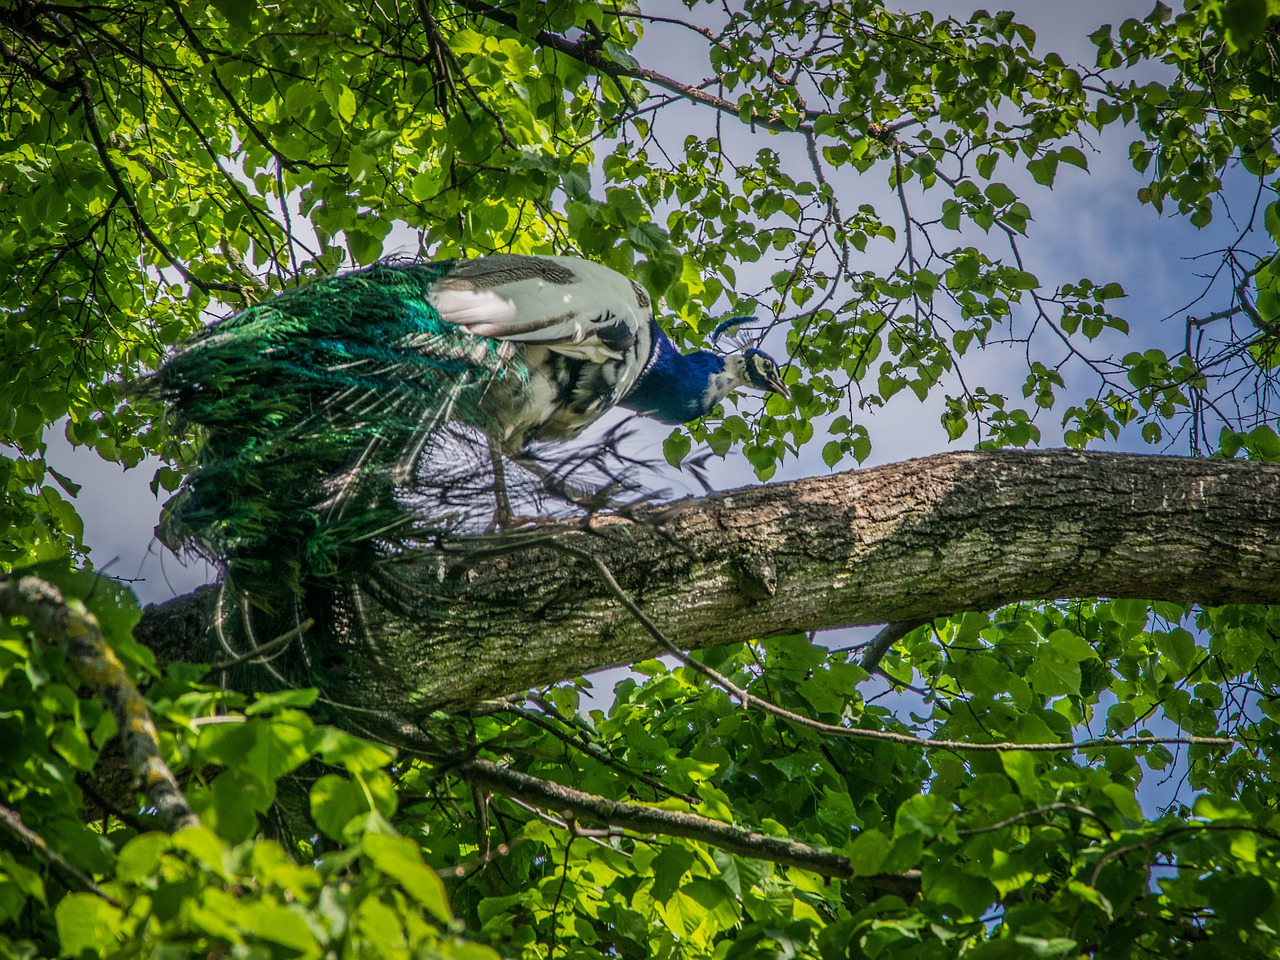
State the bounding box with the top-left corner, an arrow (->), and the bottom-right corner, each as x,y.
765,374 -> 790,400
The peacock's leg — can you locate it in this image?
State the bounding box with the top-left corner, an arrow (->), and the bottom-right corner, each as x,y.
510,452 -> 607,510
487,438 -> 513,531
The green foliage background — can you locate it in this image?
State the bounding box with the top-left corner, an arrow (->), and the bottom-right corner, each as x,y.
4,0 -> 1280,957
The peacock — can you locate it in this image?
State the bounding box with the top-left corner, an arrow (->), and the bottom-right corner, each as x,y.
154,253 -> 790,615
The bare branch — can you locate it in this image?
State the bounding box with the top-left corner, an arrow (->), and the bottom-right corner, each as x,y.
457,757 -> 855,878
450,0 -> 837,134
0,803 -> 118,903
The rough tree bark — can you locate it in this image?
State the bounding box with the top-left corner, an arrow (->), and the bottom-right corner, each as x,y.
135,450 -> 1280,715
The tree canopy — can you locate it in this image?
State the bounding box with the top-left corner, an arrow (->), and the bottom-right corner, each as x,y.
4,0 -> 1280,957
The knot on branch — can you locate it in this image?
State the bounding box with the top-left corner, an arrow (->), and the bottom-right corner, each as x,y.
732,553 -> 778,599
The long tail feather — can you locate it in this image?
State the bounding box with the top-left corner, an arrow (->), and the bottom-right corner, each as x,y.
152,261 -> 530,605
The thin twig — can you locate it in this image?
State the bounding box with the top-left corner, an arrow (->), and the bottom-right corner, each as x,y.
204,617 -> 313,674
487,698 -> 699,804
0,803 -> 119,904
457,757 -> 853,878
549,543 -> 1236,755
955,802 -> 1109,836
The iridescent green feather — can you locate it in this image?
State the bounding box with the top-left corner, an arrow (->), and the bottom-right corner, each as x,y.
153,261 -> 529,604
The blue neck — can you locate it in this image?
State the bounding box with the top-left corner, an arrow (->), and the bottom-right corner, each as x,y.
620,325 -> 726,424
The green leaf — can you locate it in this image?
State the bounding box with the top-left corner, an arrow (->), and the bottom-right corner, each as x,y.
767,753 -> 815,780
115,833 -> 172,884
310,770 -> 396,842
311,774 -> 370,842
663,430 -> 692,467
1157,627 -> 1198,677
848,829 -> 892,876
210,0 -> 255,29
1265,202 -> 1280,245
46,466 -> 81,497
681,879 -> 742,933
923,864 -> 999,917
449,27 -> 486,55
170,826 -> 231,880
941,199 -> 963,230
1208,874 -> 1274,928
984,182 -> 1016,206
1047,629 -> 1098,662
1067,879 -> 1114,919
363,833 -> 452,923
1106,701 -> 1136,732
51,721 -> 97,771
1247,425 -> 1280,461
195,716 -> 310,795
240,901 -> 319,952
1222,0 -> 1270,49
246,687 -> 318,714
55,894 -> 123,956
194,771 -> 259,842
336,85 -> 357,123
1027,155 -> 1058,186
1000,750 -> 1044,801
1026,657 -> 1081,696
307,725 -> 395,774
651,845 -> 696,902
1058,146 -> 1088,169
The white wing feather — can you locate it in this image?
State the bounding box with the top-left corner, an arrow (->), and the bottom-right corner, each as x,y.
426,255 -> 650,364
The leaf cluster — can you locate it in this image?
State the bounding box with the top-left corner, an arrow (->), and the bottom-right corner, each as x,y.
4,0 -> 1280,957
7,580 -> 1280,958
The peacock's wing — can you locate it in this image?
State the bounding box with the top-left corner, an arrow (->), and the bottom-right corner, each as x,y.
426,255 -> 657,441
429,254 -> 652,362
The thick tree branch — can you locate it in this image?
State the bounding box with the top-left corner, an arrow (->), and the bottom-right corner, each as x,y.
136,450 -> 1280,714
550,541 -> 1233,754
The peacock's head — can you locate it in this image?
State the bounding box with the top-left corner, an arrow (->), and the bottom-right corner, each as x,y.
710,316 -> 790,401
741,347 -> 790,399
